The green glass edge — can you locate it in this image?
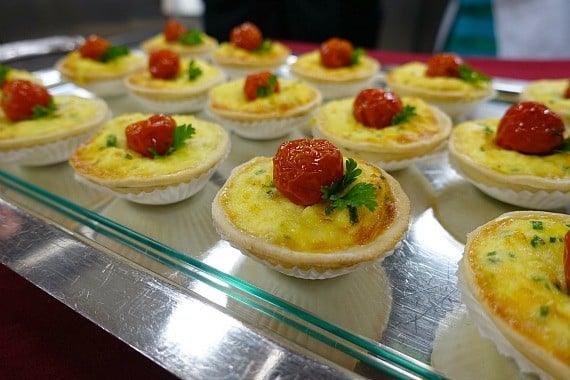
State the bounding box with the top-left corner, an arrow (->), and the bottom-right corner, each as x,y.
0,168 -> 445,380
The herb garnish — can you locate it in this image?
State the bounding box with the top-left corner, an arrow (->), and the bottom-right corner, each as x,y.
106,134 -> 117,147
530,235 -> 545,248
351,48 -> 365,65
100,45 -> 130,63
531,221 -> 544,230
321,158 -> 378,224
188,60 -> 202,81
391,105 -> 416,125
0,64 -> 9,86
255,39 -> 272,53
458,63 -> 490,84
151,123 -> 196,158
178,30 -> 203,46
32,98 -> 57,119
256,75 -> 278,98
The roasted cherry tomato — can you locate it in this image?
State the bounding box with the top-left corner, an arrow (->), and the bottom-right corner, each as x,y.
148,49 -> 180,79
1,79 -> 52,122
125,114 -> 176,158
495,101 -> 564,155
79,35 -> 111,60
353,88 -> 403,129
425,53 -> 463,78
319,37 -> 353,68
273,138 -> 344,206
164,19 -> 187,42
564,231 -> 570,292
243,71 -> 280,101
230,22 -> 263,50
564,80 -> 570,99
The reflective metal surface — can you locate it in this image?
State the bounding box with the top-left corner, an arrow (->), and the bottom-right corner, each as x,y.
0,66 -> 551,379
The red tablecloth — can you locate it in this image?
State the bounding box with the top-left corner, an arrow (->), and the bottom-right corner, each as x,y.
2,44 -> 569,380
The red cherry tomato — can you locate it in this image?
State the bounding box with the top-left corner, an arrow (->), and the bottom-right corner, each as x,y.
1,79 -> 52,122
425,53 -> 463,78
352,88 -> 404,129
319,37 -> 353,68
243,71 -> 280,101
564,80 -> 570,99
79,35 -> 110,60
273,138 -> 344,206
565,230 -> 570,291
125,114 -> 176,158
148,49 -> 180,79
230,22 -> 263,50
164,19 -> 187,42
495,101 -> 564,155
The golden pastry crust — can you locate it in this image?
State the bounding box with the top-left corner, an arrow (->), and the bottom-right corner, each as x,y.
207,78 -> 321,121
460,210 -> 570,379
521,79 -> 570,125
55,51 -> 145,84
290,51 -> 380,83
140,33 -> 218,58
124,58 -> 225,101
385,62 -> 494,102
0,95 -> 109,151
70,113 -> 230,191
212,157 -> 410,275
449,118 -> 570,192
314,96 -> 451,163
211,41 -> 290,68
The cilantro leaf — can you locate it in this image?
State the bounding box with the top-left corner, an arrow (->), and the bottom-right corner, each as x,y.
178,30 -> 203,45
458,63 -> 490,84
391,105 -> 416,125
0,64 -> 9,86
171,123 -> 195,152
321,158 -> 378,224
188,60 -> 202,81
351,48 -> 365,65
256,74 -> 278,98
99,45 -> 130,62
32,98 -> 57,119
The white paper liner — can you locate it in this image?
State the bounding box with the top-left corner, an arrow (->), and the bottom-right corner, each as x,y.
74,160 -> 223,205
427,98 -> 490,120
456,264 -> 554,380
128,92 -> 208,114
216,64 -> 284,80
292,76 -> 377,100
208,110 -> 314,140
227,241 -> 401,280
450,163 -> 570,210
0,130 -> 98,167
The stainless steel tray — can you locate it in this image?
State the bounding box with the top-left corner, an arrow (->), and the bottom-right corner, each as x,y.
0,67 -> 550,379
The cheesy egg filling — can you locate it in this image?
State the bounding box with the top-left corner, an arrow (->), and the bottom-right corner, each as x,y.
58,51 -> 145,83
212,42 -> 290,66
216,157 -> 398,253
451,119 -> 570,179
522,80 -> 570,121
141,33 -> 218,55
291,51 -> 379,82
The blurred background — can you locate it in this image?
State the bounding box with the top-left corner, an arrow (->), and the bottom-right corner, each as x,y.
0,0 -> 568,67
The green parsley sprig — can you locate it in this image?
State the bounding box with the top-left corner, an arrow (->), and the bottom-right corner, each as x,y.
32,98 -> 57,119
0,64 -> 10,86
188,60 -> 202,81
178,30 -> 203,46
351,48 -> 365,65
321,158 -> 378,224
391,105 -> 416,125
254,39 -> 272,53
150,123 -> 196,158
256,75 -> 278,98
99,45 -> 130,63
458,63 -> 491,84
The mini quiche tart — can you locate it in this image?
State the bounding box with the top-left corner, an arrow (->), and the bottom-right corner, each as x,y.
207,74 -> 321,139
0,95 -> 109,166
212,139 -> 410,279
314,90 -> 452,170
449,102 -> 570,210
385,57 -> 495,119
140,20 -> 218,59
70,113 -> 230,205
290,38 -> 380,100
55,35 -> 145,97
521,79 -> 570,126
458,210 -> 570,380
124,54 -> 225,113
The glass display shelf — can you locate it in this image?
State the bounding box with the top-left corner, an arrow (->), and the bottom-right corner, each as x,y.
0,67 -> 555,379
